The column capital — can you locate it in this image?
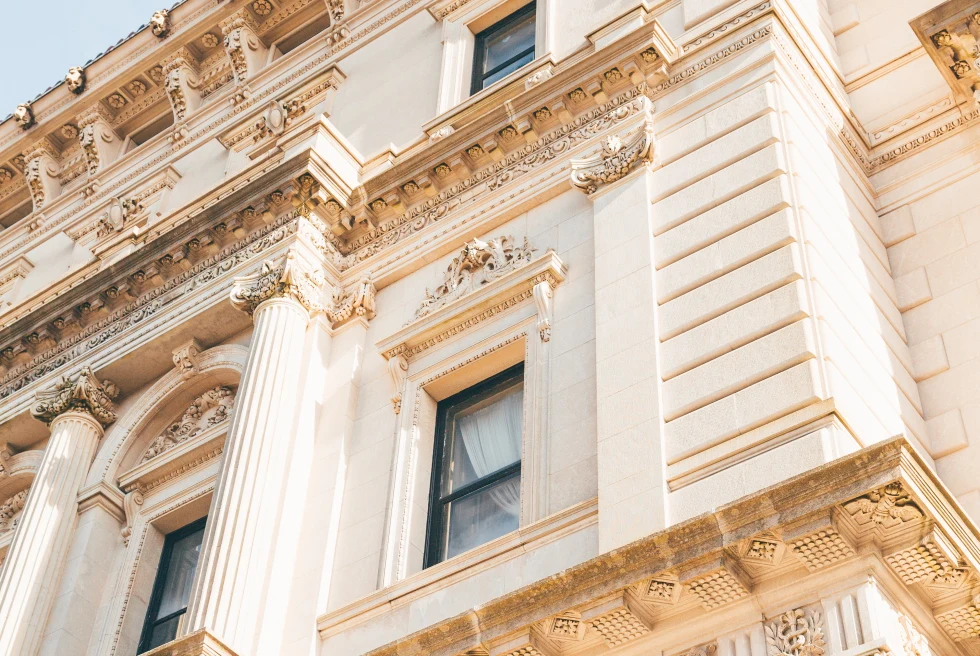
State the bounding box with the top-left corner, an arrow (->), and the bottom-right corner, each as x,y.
569,122 -> 655,195
230,250 -> 323,317
31,366 -> 119,427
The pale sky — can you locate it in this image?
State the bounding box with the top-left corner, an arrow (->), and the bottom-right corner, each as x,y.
0,1 -> 179,116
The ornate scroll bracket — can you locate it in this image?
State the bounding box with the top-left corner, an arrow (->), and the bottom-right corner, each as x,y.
31,365 -> 119,427
570,121 -> 655,194
121,489 -> 144,546
532,281 -> 553,342
387,354 -> 408,414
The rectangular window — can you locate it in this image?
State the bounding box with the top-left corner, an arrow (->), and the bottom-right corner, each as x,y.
424,364 -> 524,567
470,2 -> 536,95
138,517 -> 207,654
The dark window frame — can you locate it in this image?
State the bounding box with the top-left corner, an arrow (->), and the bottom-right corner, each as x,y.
137,516 -> 207,654
423,363 -> 525,568
470,1 -> 537,95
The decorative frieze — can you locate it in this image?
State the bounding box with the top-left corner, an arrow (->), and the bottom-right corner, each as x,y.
411,235 -> 535,322
30,366 -> 119,427
140,386 -> 236,463
570,123 -> 654,194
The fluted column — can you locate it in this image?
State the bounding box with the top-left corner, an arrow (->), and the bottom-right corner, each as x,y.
0,367 -> 117,656
187,251 -> 320,655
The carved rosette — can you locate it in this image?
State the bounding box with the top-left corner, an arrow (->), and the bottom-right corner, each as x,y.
570,121 -> 655,194
30,366 -> 120,427
230,251 -> 323,316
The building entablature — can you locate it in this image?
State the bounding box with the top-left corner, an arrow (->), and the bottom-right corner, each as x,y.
320,438 -> 980,656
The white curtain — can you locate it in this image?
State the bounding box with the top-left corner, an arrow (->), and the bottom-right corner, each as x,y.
455,388 -> 523,515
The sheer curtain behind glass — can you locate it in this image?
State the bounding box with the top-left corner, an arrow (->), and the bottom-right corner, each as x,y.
444,385 -> 523,559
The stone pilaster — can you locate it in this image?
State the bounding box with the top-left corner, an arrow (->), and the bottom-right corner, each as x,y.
571,120 -> 667,552
186,250 -> 320,655
0,367 -> 117,655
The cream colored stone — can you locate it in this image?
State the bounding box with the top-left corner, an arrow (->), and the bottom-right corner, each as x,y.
903,281 -> 980,346
658,208 -> 796,303
926,408 -> 969,458
910,335 -> 949,382
894,267 -> 932,311
880,205 -> 916,247
652,145 -> 787,234
659,244 -> 802,340
655,175 -> 792,268
888,216 -> 966,278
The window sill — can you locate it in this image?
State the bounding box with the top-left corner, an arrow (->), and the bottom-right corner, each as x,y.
316,496 -> 597,639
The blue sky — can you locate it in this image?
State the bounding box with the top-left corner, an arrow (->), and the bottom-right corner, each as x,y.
0,1 -> 176,114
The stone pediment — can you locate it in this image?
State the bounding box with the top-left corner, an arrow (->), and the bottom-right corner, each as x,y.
376,237 -> 566,362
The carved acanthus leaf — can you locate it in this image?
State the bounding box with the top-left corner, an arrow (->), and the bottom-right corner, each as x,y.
570,121 -> 655,194
230,251 -> 323,316
141,386 -> 236,463
410,235 -> 535,323
31,366 -> 119,427
326,276 -> 376,327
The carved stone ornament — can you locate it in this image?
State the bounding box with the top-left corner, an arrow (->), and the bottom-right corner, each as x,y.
843,482 -> 923,528
387,354 -> 408,414
230,251 -> 323,316
31,365 -> 120,427
570,121 -> 655,194
326,276 -> 377,326
98,197 -> 143,238
121,489 -> 144,546
141,386 -> 236,463
13,103 -> 35,130
172,339 -> 202,379
150,9 -> 171,37
65,66 -> 86,94
532,280 -> 553,342
765,607 -> 826,656
0,489 -> 27,534
329,0 -> 345,21
411,235 -> 535,322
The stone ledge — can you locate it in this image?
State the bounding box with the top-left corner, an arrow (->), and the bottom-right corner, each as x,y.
141,629 -> 238,656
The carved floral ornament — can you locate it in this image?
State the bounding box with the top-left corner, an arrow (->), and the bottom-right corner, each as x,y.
0,489 -> 27,534
30,365 -> 120,427
570,120 -> 655,194
411,235 -> 535,323
140,386 -> 236,463
765,607 -> 826,656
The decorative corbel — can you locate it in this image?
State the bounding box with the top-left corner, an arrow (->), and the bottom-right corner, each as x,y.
220,10 -> 268,103
387,354 -> 408,414
65,66 -> 86,94
570,121 -> 655,194
172,338 -> 202,379
121,488 -> 144,547
22,140 -> 61,212
532,280 -> 553,342
161,48 -> 202,123
327,0 -> 345,21
77,105 -> 123,176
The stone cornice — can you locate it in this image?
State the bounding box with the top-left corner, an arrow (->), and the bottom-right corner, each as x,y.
352,437 -> 980,656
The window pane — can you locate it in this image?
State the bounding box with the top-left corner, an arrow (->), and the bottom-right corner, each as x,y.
482,51 -> 535,88
154,527 -> 205,619
442,383 -> 523,495
482,13 -> 535,72
145,615 -> 180,651
444,474 -> 521,559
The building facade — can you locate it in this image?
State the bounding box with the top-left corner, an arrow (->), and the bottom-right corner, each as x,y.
0,0 -> 978,655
